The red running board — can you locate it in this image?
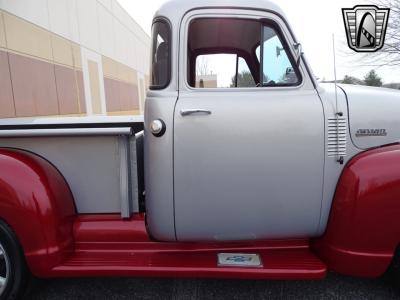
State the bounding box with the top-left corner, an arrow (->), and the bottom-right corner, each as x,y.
50,215 -> 327,280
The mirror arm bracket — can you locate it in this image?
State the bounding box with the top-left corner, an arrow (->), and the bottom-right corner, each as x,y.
293,42 -> 303,67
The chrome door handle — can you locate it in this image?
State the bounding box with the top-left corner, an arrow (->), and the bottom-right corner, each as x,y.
180,109 -> 212,116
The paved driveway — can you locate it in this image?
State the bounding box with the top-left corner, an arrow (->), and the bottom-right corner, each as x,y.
27,272 -> 399,299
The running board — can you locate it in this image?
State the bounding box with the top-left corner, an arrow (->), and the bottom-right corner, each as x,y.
51,248 -> 326,280
50,215 -> 327,279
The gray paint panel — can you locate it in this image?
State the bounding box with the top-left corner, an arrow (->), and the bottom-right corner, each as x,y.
144,92 -> 179,241
316,84 -> 361,235
174,89 -> 325,241
171,8 -> 324,242
0,115 -> 144,126
119,135 -> 131,218
338,84 -> 400,150
0,135 -> 137,215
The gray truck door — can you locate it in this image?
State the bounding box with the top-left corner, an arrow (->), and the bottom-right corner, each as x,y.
173,12 -> 324,241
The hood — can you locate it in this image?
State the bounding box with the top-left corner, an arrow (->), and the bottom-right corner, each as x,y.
339,84 -> 400,150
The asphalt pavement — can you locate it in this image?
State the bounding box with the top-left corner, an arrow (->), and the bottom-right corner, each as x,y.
27,272 -> 400,299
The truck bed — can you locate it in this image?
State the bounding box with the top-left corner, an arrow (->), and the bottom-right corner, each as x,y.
0,116 -> 144,218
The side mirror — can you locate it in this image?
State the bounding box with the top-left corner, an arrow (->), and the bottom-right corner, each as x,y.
276,46 -> 284,57
286,67 -> 294,75
293,43 -> 303,66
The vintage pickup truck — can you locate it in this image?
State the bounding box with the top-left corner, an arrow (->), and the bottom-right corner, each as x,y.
0,0 -> 400,298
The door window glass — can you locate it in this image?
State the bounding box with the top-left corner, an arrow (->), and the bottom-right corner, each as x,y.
187,18 -> 300,88
257,26 -> 300,86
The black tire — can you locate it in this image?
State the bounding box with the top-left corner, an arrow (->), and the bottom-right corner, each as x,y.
0,220 -> 30,300
388,246 -> 400,289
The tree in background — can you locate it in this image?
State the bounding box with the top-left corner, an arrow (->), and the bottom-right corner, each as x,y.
342,75 -> 364,85
230,70 -> 255,87
364,70 -> 383,87
196,56 -> 210,76
365,0 -> 400,67
340,70 -> 383,86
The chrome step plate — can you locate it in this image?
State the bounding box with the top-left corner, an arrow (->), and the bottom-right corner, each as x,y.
217,253 -> 262,267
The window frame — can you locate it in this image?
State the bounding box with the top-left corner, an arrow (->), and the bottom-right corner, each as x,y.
235,55 -> 256,88
184,16 -> 304,91
149,18 -> 172,90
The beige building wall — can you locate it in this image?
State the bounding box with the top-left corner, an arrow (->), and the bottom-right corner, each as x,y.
196,75 -> 218,88
88,60 -> 103,115
0,0 -> 150,119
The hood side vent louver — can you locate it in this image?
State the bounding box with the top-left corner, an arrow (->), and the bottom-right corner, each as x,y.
327,117 -> 347,157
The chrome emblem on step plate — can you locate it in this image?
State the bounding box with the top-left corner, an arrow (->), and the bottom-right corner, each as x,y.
217,253 -> 262,267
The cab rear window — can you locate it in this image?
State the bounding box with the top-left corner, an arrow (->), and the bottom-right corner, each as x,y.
150,20 -> 171,90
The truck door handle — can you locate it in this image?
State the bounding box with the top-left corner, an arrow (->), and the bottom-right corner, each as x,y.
180,109 -> 212,116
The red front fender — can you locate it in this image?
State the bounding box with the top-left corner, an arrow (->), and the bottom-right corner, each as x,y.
0,148 -> 76,277
313,144 -> 400,277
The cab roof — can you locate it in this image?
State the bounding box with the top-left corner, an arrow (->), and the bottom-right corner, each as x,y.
155,0 -> 286,23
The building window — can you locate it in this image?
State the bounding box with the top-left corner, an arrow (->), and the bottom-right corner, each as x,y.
150,20 -> 171,89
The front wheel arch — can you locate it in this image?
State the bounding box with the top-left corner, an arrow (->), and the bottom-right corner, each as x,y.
313,144 -> 400,277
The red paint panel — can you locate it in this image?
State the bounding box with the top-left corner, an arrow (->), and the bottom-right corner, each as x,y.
73,214 -> 310,250
74,214 -> 149,243
51,248 -> 326,280
0,149 -> 76,277
313,145 -> 400,277
0,50 -> 15,118
59,214 -> 325,280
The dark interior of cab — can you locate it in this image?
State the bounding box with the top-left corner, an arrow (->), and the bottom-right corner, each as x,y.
187,18 -> 262,87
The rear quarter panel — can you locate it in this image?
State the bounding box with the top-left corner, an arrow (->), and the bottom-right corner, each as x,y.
0,149 -> 76,276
